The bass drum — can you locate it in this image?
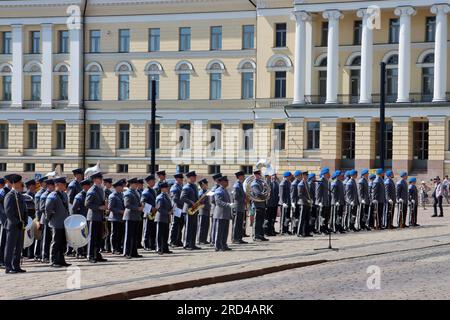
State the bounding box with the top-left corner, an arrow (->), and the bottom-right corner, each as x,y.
23,217 -> 34,249
64,215 -> 89,249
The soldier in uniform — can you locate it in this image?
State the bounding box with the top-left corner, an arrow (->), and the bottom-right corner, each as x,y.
136,178 -> 144,249
32,176 -> 48,262
102,178 -> 113,253
367,173 -> 376,228
3,174 -> 27,274
197,178 -> 211,245
358,169 -> 371,231
330,171 -> 345,233
307,173 -> 319,233
408,177 -> 419,227
85,172 -> 108,263
290,170 -> 302,235
23,179 -> 36,259
265,172 -> 279,236
396,171 -> 409,228
40,179 -> 55,263
345,169 -> 359,231
169,173 -> 184,247
123,178 -> 144,259
214,176 -> 235,251
384,170 -> 396,229
231,171 -> 247,244
278,171 -> 292,235
142,175 -> 157,251
181,171 -> 201,250
155,182 -> 173,255
108,179 -> 126,255
25,179 -> 36,198
209,173 -> 222,246
371,169 -> 385,229
154,170 -> 167,195
0,177 -> 9,269
67,168 -> 83,207
298,171 -> 313,237
316,168 -> 331,234
71,179 -> 91,258
45,177 -> 71,268
250,169 -> 268,241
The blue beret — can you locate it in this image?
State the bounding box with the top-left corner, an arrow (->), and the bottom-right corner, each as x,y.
320,167 -> 329,176
344,171 -> 351,177
375,168 -> 384,175
334,170 -> 341,177
308,173 -> 316,180
350,169 -> 358,176
331,172 -> 337,179
369,174 -> 376,180
361,169 -> 369,175
283,171 -> 292,178
400,171 -> 408,177
385,170 -> 393,177
294,170 -> 302,177
409,177 -> 416,183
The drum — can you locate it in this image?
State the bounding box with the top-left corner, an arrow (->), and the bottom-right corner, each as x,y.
23,217 -> 34,249
64,215 -> 89,249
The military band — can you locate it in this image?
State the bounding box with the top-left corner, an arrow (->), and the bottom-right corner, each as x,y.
0,165 -> 426,274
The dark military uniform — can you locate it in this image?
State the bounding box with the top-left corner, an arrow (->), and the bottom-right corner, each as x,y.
67,179 -> 82,206
71,189 -> 88,257
315,176 -> 330,233
357,176 -> 370,229
209,183 -> 220,245
330,177 -> 345,232
409,183 -> 419,226
0,187 -> 11,267
108,191 -> 125,253
371,176 -> 385,228
265,178 -> 279,236
142,187 -> 157,250
396,179 -> 408,227
345,178 -> 359,230
123,188 -> 142,258
384,177 -> 396,228
169,182 -> 184,246
308,178 -> 319,233
213,186 -> 232,251
85,184 -> 106,261
298,178 -> 313,236
278,177 -> 291,234
250,178 -> 267,241
181,183 -> 199,249
32,187 -> 46,260
40,187 -> 53,262
231,181 -> 246,242
103,187 -> 113,252
197,188 -> 211,244
155,192 -> 172,254
290,178 -> 300,234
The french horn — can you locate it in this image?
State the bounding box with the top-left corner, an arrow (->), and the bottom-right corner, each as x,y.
243,159 -> 273,202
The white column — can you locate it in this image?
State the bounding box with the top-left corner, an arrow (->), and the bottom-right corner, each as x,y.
293,11 -> 310,104
322,10 -> 343,104
394,6 -> 416,103
69,27 -> 82,108
11,24 -> 23,108
41,23 -> 53,108
304,18 -> 313,96
357,8 -> 374,103
431,4 -> 450,102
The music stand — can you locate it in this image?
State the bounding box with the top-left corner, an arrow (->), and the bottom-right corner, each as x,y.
314,231 -> 339,252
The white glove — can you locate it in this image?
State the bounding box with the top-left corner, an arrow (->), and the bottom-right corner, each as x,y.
388,199 -> 393,204
335,201 -> 340,206
291,202 -> 296,208
372,200 -> 378,204
308,199 -> 313,205
351,201 -> 355,206
282,203 -> 288,209
399,199 -> 404,203
412,200 -> 416,204
229,203 -> 237,209
319,203 -> 323,208
361,200 -> 366,204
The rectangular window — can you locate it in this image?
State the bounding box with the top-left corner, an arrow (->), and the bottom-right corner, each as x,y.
425,17 -> 436,42
89,75 -> 100,101
241,165 -> 252,175
90,30 -> 101,53
321,22 -> 328,46
117,164 -> 128,173
210,73 -> 221,100
59,75 -> 68,100
27,123 -> 38,149
0,163 -> 7,171
179,27 -> 191,51
119,29 -> 130,53
353,20 -> 362,45
274,71 -> 286,98
2,76 -> 11,101
147,164 -> 159,174
208,165 -> 221,175
375,122 -> 393,161
148,123 -> 160,150
52,163 -> 64,172
177,165 -> 189,174
342,122 -> 355,160
56,124 -> 66,150
209,123 -> 222,150
319,71 -> 327,101
59,30 -> 69,53
210,26 -> 222,50
89,124 -> 100,150
275,23 -> 287,47
30,31 -> 40,54
2,32 -> 12,54
31,75 -> 41,101
178,74 -> 190,100
0,124 -> 8,149
307,121 -> 320,150
148,28 -> 160,51
148,74 -> 160,100
389,19 -> 400,44
273,123 -> 286,151
242,72 -> 254,99
242,123 -> 253,150
24,163 -> 35,172
242,25 -> 254,49
118,75 -> 129,100
119,124 -> 130,149
179,123 -> 191,150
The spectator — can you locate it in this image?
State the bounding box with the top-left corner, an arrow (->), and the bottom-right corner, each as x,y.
432,177 -> 444,217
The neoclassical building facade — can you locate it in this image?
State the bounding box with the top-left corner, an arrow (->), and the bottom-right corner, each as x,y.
0,0 -> 449,179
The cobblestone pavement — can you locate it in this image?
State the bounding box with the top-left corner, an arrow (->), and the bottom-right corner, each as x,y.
1,208 -> 449,300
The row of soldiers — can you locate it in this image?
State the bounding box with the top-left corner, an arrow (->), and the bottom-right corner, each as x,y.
271,167 -> 419,237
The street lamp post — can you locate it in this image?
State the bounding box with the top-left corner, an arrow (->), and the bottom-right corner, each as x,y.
379,62 -> 386,171
150,79 -> 157,175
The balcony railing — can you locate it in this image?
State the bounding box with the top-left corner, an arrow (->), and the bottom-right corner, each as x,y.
301,92 -> 444,105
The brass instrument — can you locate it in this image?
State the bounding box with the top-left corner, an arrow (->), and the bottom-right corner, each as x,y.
147,206 -> 158,220
188,190 -> 213,216
243,159 -> 273,202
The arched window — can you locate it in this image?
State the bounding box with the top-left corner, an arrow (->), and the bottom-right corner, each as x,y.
385,53 -> 399,102
0,63 -> 12,101
175,61 -> 194,100
24,61 -> 42,101
420,53 -> 435,102
238,60 -> 256,100
115,62 -> 133,101
347,54 -> 361,103
267,55 -> 292,99
145,61 -> 163,100
315,56 -> 327,102
85,62 -> 103,101
206,60 -> 225,100
85,62 -> 103,74
54,63 -> 70,101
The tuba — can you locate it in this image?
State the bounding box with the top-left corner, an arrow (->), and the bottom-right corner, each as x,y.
45,164 -> 63,178
84,161 -> 102,178
243,159 -> 273,202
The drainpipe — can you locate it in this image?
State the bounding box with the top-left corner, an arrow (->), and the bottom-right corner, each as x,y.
81,0 -> 88,170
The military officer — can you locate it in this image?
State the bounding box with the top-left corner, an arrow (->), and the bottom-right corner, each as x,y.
367,173 -> 376,228
408,177 -> 419,227
103,178 -> 113,199
25,179 -> 36,198
290,170 -> 302,235
23,179 -> 36,259
137,179 -> 144,197
345,169 -> 359,231
40,179 -> 55,263
250,169 -> 268,241
169,173 -> 184,247
371,169 -> 385,229
298,171 -> 313,237
3,174 -> 27,274
45,177 -> 71,268
32,176 -> 48,262
231,171 -> 247,244
316,168 -> 331,234
209,173 -> 222,246
197,178 -> 211,245
67,168 -> 83,206
71,179 -> 91,258
123,178 -> 144,259
396,171 -> 409,228
278,171 -> 292,235
0,177 -> 12,269
181,171 -> 201,250
108,179 -> 126,255
154,170 -> 167,195
357,169 -> 371,231
330,171 -> 345,233
214,176 -> 236,251
308,173 -> 319,233
384,170 -> 396,229
85,172 -> 107,263
265,172 -> 279,236
155,182 -> 173,255
142,175 -> 157,251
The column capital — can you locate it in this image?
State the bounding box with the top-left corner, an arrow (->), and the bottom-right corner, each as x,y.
394,6 -> 416,17
322,10 -> 343,21
291,10 -> 311,23
431,4 -> 450,15
41,23 -> 53,29
356,7 -> 377,19
11,24 -> 23,29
